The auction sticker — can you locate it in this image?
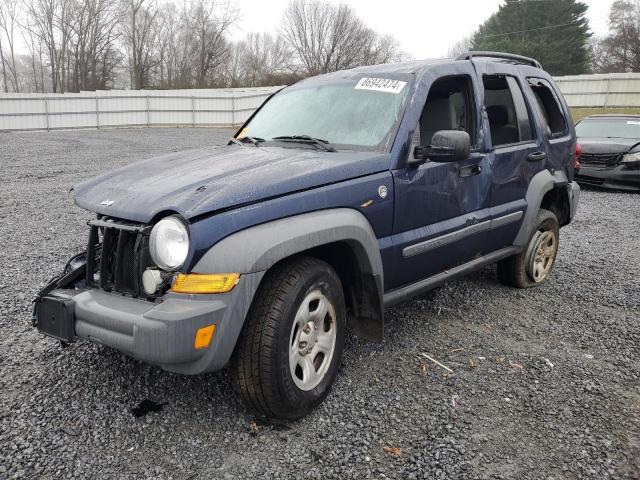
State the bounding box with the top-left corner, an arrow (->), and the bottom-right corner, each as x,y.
355,77 -> 407,94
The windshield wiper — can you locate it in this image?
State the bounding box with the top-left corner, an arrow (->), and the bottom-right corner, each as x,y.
272,135 -> 337,152
241,136 -> 264,145
228,136 -> 264,147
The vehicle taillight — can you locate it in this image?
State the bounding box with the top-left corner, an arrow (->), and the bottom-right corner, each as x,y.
574,143 -> 582,169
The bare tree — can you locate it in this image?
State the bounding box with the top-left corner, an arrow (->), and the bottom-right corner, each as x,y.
448,34 -> 474,58
589,37 -> 615,73
11,0 -> 404,91
57,0 -> 77,91
70,0 -> 121,90
224,32 -> 301,87
21,15 -> 46,92
154,0 -> 237,89
282,0 -> 400,75
592,0 -> 640,73
122,0 -> 160,89
0,26 -> 7,92
362,34 -> 405,65
240,32 -> 291,86
24,0 -> 79,92
156,2 -> 191,88
223,38 -> 245,87
25,0 -> 59,92
0,0 -> 21,91
190,0 -> 237,87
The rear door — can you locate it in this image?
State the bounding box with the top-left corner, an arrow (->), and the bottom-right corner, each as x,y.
477,64 -> 546,252
526,76 -> 574,177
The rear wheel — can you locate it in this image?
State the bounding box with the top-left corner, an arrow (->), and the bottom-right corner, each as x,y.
231,256 -> 345,420
497,208 -> 560,288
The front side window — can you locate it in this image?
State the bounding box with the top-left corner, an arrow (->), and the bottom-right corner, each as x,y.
527,78 -> 568,138
417,75 -> 477,148
241,76 -> 412,150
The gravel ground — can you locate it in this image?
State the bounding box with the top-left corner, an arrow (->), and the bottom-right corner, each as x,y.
0,128 -> 639,480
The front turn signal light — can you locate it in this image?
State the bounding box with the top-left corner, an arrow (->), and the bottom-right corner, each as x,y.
171,273 -> 240,294
194,324 -> 216,350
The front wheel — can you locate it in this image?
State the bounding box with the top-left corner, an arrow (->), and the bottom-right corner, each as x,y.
231,257 -> 346,420
497,208 -> 560,288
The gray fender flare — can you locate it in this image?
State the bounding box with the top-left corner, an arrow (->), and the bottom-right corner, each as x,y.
194,208 -> 383,277
514,169 -> 569,247
193,208 -> 385,340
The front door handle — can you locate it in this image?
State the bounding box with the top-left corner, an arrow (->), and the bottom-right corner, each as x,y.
458,164 -> 482,178
527,151 -> 547,162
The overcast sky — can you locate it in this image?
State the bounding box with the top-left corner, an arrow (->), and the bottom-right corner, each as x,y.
231,0 -> 614,59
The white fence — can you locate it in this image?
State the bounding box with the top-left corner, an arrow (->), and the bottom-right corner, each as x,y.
554,73 -> 640,108
2,73 -> 640,131
0,86 -> 282,131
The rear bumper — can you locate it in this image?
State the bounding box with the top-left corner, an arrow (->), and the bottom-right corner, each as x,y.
568,181 -> 580,222
44,272 -> 264,375
576,166 -> 640,192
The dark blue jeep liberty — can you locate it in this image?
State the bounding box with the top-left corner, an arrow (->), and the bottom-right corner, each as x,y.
35,52 -> 580,419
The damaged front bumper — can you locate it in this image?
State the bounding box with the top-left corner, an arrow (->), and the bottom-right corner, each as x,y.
34,272 -> 264,375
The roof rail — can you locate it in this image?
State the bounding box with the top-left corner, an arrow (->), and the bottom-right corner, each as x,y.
456,51 -> 542,69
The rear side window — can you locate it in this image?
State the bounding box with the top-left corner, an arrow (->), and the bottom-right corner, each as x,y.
527,78 -> 568,138
483,75 -> 534,147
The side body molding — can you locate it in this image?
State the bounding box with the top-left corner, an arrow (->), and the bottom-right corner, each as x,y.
514,169 -> 568,247
193,208 -> 386,340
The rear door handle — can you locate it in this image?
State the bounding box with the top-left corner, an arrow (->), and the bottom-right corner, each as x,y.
458,164 -> 482,178
527,151 -> 547,162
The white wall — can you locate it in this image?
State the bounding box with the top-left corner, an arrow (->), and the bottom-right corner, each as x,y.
2,74 -> 640,132
0,86 -> 282,131
554,73 -> 640,108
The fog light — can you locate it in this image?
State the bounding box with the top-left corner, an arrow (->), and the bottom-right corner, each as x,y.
142,269 -> 163,295
194,324 -> 216,350
170,273 -> 240,294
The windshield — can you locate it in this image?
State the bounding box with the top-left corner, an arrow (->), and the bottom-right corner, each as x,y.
240,76 -> 412,150
576,118 -> 640,140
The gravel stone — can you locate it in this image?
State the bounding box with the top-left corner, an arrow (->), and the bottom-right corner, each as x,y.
0,127 -> 639,479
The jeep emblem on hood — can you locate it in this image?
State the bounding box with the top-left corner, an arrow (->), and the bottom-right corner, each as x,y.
100,199 -> 114,207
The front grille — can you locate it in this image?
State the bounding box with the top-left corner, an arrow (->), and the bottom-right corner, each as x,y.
580,152 -> 622,168
86,218 -> 153,297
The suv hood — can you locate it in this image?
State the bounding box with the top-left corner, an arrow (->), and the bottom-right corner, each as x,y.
578,137 -> 640,154
73,145 -> 390,223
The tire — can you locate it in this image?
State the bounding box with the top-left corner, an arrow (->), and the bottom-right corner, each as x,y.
497,208 -> 560,288
231,256 -> 346,420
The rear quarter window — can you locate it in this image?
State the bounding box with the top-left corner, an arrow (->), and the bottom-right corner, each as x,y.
527,78 -> 568,139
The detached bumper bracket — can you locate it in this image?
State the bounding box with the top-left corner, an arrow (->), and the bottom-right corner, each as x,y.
34,295 -> 76,343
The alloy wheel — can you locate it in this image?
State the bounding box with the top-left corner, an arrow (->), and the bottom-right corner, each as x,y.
288,290 -> 337,391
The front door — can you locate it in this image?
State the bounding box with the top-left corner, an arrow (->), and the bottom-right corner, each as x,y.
386,72 -> 492,290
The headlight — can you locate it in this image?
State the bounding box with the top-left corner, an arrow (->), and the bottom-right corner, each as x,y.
149,216 -> 189,271
622,152 -> 640,164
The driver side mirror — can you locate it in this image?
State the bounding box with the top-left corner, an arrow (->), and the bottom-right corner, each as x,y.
409,130 -> 471,166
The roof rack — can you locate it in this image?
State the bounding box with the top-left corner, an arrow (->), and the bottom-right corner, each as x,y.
456,51 -> 542,69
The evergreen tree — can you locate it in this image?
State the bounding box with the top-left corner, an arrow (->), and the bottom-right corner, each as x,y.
471,0 -> 591,75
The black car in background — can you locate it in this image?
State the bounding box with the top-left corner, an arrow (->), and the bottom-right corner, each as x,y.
575,115 -> 640,191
